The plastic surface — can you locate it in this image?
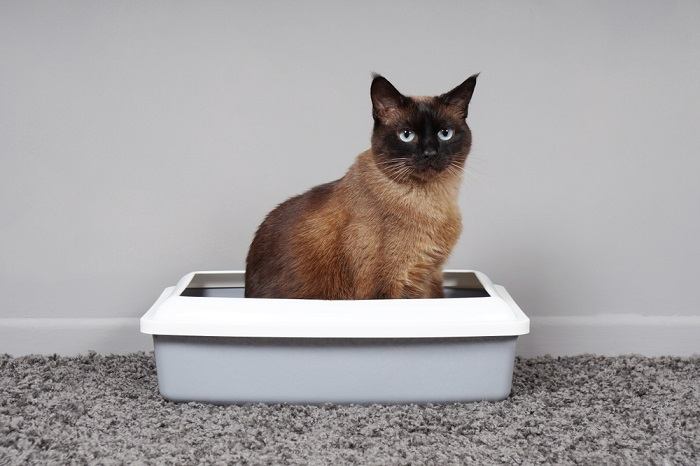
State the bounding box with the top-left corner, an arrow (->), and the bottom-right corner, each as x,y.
153,335 -> 518,404
142,270 -> 529,404
140,270 -> 530,338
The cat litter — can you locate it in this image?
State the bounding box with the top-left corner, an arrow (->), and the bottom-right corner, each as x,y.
140,270 -> 529,404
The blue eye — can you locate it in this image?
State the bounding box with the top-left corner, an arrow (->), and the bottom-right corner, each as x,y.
438,128 -> 454,141
398,129 -> 415,142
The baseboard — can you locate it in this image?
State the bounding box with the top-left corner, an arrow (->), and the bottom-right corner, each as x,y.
0,315 -> 698,357
517,314 -> 700,357
0,318 -> 153,356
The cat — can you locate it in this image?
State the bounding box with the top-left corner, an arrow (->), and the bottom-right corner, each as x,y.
245,73 -> 478,299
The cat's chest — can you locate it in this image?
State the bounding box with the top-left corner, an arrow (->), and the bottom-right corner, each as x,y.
383,211 -> 461,266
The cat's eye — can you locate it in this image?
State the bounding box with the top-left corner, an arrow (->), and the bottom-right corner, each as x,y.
438,129 -> 454,141
398,129 -> 415,142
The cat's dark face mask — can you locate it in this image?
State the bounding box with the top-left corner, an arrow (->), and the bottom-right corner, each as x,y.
370,74 -> 477,183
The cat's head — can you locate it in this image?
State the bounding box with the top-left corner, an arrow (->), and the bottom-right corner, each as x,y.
370,74 -> 478,183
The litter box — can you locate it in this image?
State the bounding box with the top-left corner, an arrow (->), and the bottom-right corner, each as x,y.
140,270 -> 529,404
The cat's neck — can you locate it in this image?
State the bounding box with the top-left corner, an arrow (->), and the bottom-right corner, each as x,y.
343,150 -> 462,222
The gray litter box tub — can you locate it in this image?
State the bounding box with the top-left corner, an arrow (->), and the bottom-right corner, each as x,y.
140,270 -> 529,404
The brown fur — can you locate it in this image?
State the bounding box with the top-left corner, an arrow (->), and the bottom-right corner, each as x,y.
245,75 -> 477,299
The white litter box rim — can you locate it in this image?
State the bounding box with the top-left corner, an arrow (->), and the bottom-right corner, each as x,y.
140,269 -> 530,338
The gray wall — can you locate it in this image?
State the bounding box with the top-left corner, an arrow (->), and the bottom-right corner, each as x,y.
2,1 -> 699,322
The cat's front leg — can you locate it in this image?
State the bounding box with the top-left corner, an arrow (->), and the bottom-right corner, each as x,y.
399,278 -> 433,299
386,270 -> 443,298
427,270 -> 445,298
374,276 -> 418,299
378,279 -> 408,299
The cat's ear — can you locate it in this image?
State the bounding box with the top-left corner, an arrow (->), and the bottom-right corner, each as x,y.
440,73 -> 479,119
371,74 -> 406,120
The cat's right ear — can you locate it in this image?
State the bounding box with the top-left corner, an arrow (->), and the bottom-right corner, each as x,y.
371,74 -> 406,121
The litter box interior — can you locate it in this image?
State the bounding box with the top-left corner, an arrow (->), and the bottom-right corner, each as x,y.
179,271 -> 491,299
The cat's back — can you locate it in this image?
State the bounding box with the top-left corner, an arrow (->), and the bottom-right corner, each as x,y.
245,178 -> 345,297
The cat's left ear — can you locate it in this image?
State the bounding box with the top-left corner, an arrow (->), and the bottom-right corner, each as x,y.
440,73 -> 479,119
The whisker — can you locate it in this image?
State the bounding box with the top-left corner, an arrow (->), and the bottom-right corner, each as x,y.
388,165 -> 412,184
376,158 -> 415,185
375,158 -> 410,167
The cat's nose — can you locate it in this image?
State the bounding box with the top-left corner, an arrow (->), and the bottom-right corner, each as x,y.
422,148 -> 437,158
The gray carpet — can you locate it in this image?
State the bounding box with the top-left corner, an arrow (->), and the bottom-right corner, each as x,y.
0,354 -> 697,465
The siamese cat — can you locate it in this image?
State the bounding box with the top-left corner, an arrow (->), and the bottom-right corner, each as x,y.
245,74 -> 478,299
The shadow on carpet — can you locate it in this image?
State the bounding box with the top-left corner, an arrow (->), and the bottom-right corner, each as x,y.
1,353 -> 698,464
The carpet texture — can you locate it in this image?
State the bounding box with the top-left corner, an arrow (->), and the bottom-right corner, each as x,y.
0,353 -> 697,465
